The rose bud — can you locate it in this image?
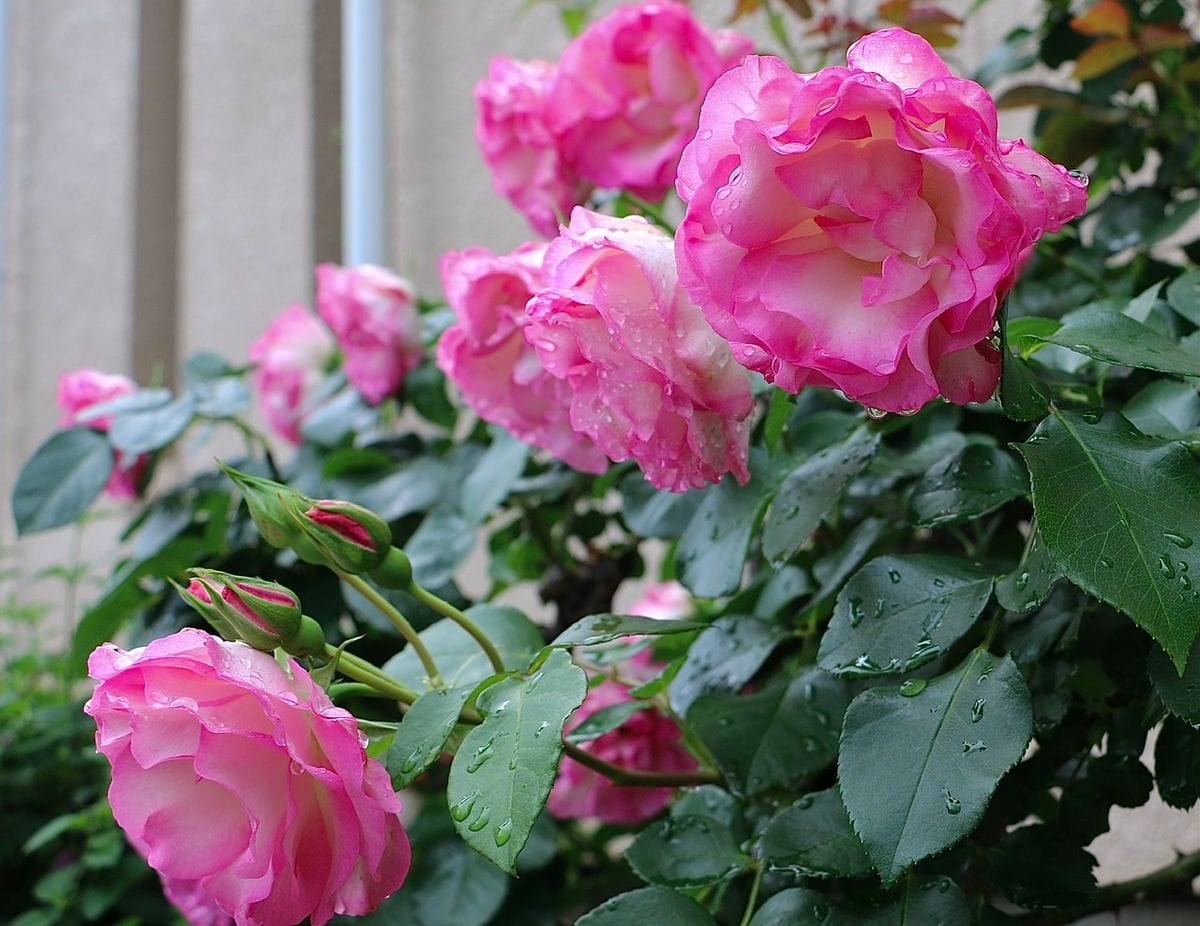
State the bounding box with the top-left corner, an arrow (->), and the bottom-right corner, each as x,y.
179,571 -> 304,654
216,462 -> 308,551
289,498 -> 393,574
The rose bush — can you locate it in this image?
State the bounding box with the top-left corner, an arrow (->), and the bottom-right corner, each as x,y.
57,368 -> 149,499
84,629 -> 411,926
249,304 -> 336,444
675,28 -> 1088,412
526,207 -> 754,491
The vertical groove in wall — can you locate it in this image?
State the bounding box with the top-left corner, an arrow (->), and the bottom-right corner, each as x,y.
311,0 -> 342,274
132,0 -> 181,388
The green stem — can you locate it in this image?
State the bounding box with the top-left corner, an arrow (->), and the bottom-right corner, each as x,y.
409,582 -> 506,675
337,571 -> 443,687
324,645 -> 421,704
739,864 -> 765,926
562,741 -> 721,787
618,192 -> 675,234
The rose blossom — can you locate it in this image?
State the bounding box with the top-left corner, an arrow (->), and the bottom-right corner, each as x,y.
57,368 -> 148,500
85,628 -> 411,926
546,2 -> 753,200
163,877 -> 233,926
316,263 -> 423,404
675,28 -> 1088,413
525,208 -> 753,492
627,580 -> 693,621
438,242 -> 607,474
548,674 -> 696,825
475,57 -> 589,237
249,304 -> 336,444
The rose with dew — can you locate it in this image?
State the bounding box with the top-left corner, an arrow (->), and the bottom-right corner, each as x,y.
548,658 -> 696,826
58,368 -> 150,500
316,263 -> 423,405
546,1 -> 753,201
85,628 -> 410,926
438,242 -> 607,475
475,57 -> 589,238
674,28 -> 1088,414
249,304 -> 336,444
525,208 -> 754,493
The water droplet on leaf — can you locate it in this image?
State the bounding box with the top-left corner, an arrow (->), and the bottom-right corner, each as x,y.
900,678 -> 927,697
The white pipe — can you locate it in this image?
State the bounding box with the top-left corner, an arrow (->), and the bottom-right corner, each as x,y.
342,0 -> 385,266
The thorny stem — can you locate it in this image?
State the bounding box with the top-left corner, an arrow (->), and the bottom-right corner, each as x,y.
408,582 -> 506,675
336,570 -> 443,687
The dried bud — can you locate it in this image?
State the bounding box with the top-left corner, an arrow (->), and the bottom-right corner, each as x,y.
289,498 -> 392,574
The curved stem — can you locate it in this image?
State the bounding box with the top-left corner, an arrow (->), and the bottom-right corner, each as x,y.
561,741 -> 721,787
337,571 -> 443,687
323,645 -> 421,704
408,582 -> 506,675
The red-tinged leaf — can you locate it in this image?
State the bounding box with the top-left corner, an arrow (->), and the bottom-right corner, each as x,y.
1070,0 -> 1131,39
1139,24 -> 1194,54
996,84 -> 1084,110
729,0 -> 761,21
780,0 -> 813,19
1074,37 -> 1139,80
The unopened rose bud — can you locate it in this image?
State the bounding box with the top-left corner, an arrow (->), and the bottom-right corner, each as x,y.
289,498 -> 392,574
180,570 -> 302,653
370,546 -> 413,590
217,462 -> 307,550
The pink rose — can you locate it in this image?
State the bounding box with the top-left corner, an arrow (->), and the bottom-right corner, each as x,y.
249,304 -> 336,444
675,29 -> 1088,413
475,57 -> 590,237
525,208 -> 753,492
162,877 -> 234,926
546,2 -> 753,200
57,368 -> 149,500
627,580 -> 693,621
437,243 -> 607,474
85,628 -> 411,926
548,676 -> 696,825
316,263 -> 423,404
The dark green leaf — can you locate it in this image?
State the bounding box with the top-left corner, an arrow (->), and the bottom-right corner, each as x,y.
676,471 -> 770,597
762,427 -> 879,564
689,670 -> 849,795
909,445 -> 1028,528
1041,307 -> 1200,376
1167,269 -> 1200,326
1000,352 -> 1051,422
384,604 -> 544,691
669,616 -> 786,714
564,699 -> 650,744
109,393 -> 196,454
812,518 -> 886,601
989,825 -> 1097,910
1154,716 -> 1200,810
996,524 -> 1060,614
626,815 -> 750,889
619,475 -> 705,539
759,787 -> 873,877
1123,380 -> 1200,440
1005,586 -> 1081,666
1148,198 -> 1200,247
755,565 -> 812,619
839,650 -> 1033,884
332,455 -> 448,521
13,429 -> 113,535
406,506 -> 475,589
1017,412 -> 1200,669
576,887 -> 716,925
446,649 -> 586,873
406,362 -> 458,429
1006,316 -> 1062,357
460,429 -> 528,524
550,614 -> 704,648
1148,633 -> 1200,724
387,686 -> 474,788
763,388 -> 794,453
818,555 -> 992,678
749,880 -> 970,926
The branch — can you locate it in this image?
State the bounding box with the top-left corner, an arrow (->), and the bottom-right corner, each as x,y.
561,741 -> 721,787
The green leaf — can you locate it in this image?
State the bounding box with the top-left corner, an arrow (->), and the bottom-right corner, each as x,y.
406,506 -> 475,589
1154,716 -> 1200,810
763,388 -> 794,453
576,887 -> 716,925
564,699 -> 650,744
1016,411 -> 1200,669
995,524 -> 1060,614
12,429 -> 113,535
446,649 -> 586,874
988,825 -> 1097,910
762,427 -> 879,564
384,604 -> 544,691
749,880 -> 970,926
387,686 -> 474,788
1000,352 -> 1051,422
1148,633 -> 1200,724
818,556 -> 993,678
909,445 -> 1028,528
759,787 -> 873,878
619,474 -> 705,539
406,361 -> 458,429
1006,316 -> 1062,357
625,815 -> 751,889
1123,380 -> 1200,440
669,615 -> 786,714
550,614 -> 704,648
839,650 -> 1033,884
1040,306 -> 1200,376
676,471 -> 770,597
460,429 -> 528,524
109,393 -> 196,454
1167,269 -> 1200,326
689,670 -> 848,795
192,376 -> 251,419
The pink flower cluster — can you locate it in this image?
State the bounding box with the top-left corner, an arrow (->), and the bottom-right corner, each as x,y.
674,28 -> 1088,413
85,629 -> 410,926
476,2 -> 752,236
58,369 -> 149,500
249,264 -> 423,443
439,208 -> 755,492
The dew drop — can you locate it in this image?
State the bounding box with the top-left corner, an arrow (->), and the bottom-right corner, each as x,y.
1014,572 -> 1030,591
1098,557 -> 1114,569
494,819 -> 513,847
467,807 -> 492,832
900,678 -> 927,697
888,568 -> 902,584
971,698 -> 986,723
699,129 -> 713,140
467,738 -> 496,773
1165,532 -> 1193,549
865,406 -> 888,420
797,794 -> 814,809
289,760 -> 304,776
399,751 -> 421,774
1158,555 -> 1176,579
962,739 -> 987,754
1068,168 -> 1089,186
932,577 -> 945,588
449,791 -> 479,822
945,791 -> 962,814
849,597 -> 866,627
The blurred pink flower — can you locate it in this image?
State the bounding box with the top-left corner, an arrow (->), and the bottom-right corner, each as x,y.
627,580 -> 693,621
249,304 -> 335,444
85,628 -> 410,926
57,368 -> 148,500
